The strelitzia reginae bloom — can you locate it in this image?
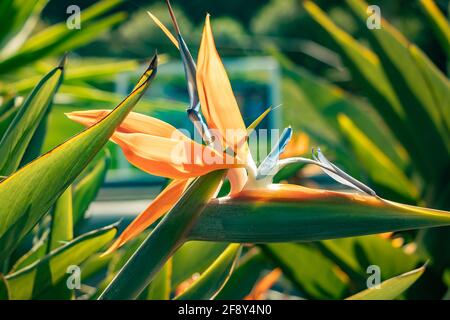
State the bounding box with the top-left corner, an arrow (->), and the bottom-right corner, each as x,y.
67,1 -> 450,255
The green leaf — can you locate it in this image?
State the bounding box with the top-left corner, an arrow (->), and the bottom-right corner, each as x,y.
10,59 -> 140,93
73,152 -> 110,226
0,61 -> 64,176
408,44 -> 450,155
99,169 -> 226,300
316,235 -> 420,292
215,249 -> 271,300
272,47 -> 414,200
49,186 -> 74,251
4,223 -> 117,300
175,244 -> 241,300
416,227 -> 450,270
0,0 -> 124,74
40,186 -> 75,299
172,241 -> 228,287
272,47 -> 407,170
418,0 -> 450,57
79,253 -> 113,283
337,114 -> 417,201
18,103 -> 51,168
346,265 -> 425,300
190,196 -> 450,243
0,274 -> 9,300
0,105 -> 19,141
346,0 -> 450,184
303,1 -> 436,182
0,95 -> 18,116
10,233 -> 48,272
0,55 -> 157,259
0,0 -> 46,48
444,269 -> 450,286
145,258 -> 172,300
39,188 -> 76,300
261,243 -> 348,299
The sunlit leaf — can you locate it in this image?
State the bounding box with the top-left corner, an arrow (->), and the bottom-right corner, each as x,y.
0,56 -> 157,258
262,243 -> 348,299
73,152 -> 110,226
346,265 -> 425,300
418,0 -> 450,57
144,258 -> 172,300
316,235 -> 421,292
49,186 -> 74,251
346,0 -> 450,185
0,0 -> 124,74
216,249 -> 271,300
172,241 -> 228,287
175,244 -> 241,300
304,1 -> 435,182
5,223 -> 117,300
0,61 -> 64,176
338,114 -> 417,201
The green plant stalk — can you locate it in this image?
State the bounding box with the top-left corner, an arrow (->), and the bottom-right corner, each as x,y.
99,170 -> 226,300
189,197 -> 450,243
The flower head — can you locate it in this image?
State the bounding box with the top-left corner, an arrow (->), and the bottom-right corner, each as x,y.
67,2 -> 381,254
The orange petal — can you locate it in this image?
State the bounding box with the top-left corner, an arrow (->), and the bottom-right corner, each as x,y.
196,15 -> 247,155
67,110 -> 241,179
113,131 -> 239,179
66,109 -> 187,140
103,178 -> 191,255
227,168 -> 247,196
245,268 -> 282,300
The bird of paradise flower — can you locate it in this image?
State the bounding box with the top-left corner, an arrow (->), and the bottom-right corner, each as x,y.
67,0 -> 450,258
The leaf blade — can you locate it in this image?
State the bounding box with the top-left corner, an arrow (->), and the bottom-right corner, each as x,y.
5,223 -> 117,300
174,244 -> 241,300
346,265 -> 425,300
0,55 -> 157,258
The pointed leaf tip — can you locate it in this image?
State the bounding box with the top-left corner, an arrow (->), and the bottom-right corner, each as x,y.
58,52 -> 68,69
147,11 -> 179,49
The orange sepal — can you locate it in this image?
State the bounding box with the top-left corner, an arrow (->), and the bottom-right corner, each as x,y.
196,15 -> 247,156
66,109 -> 187,140
102,178 -> 191,255
67,110 -> 243,179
